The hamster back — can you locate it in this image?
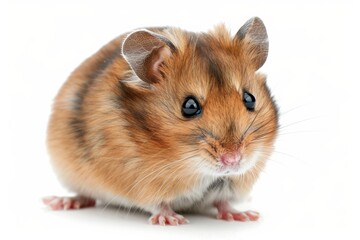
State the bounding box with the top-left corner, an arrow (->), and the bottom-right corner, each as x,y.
46,17 -> 278,225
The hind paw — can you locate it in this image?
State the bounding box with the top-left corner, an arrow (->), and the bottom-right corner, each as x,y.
42,196 -> 96,210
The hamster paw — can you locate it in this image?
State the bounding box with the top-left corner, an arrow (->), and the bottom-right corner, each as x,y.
149,214 -> 189,226
214,201 -> 260,222
42,196 -> 96,210
217,210 -> 260,221
149,203 -> 189,226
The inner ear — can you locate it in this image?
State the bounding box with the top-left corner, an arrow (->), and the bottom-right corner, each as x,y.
144,45 -> 172,83
122,30 -> 174,84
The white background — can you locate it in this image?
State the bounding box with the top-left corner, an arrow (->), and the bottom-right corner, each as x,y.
3,0 -> 360,239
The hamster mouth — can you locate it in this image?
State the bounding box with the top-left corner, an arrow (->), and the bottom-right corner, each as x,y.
199,146 -> 263,176
197,155 -> 258,177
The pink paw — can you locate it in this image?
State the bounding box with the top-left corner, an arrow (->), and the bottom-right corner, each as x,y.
217,210 -> 260,221
42,196 -> 96,210
215,201 -> 260,222
149,203 -> 189,226
149,213 -> 189,226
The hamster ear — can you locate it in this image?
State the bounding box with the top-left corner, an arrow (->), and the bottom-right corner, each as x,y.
122,30 -> 175,84
234,17 -> 269,70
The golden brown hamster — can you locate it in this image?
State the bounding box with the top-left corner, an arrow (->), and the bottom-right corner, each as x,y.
44,17 -> 279,226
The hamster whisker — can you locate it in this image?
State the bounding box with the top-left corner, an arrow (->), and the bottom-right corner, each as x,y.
276,102 -> 311,115
241,107 -> 263,139
250,145 -> 292,158
251,143 -> 305,166
250,148 -> 272,156
249,116 -> 279,137
277,130 -> 321,135
265,158 -> 287,167
250,117 -> 319,142
278,116 -> 320,131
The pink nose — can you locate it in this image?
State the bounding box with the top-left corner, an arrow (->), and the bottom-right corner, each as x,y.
220,152 -> 242,166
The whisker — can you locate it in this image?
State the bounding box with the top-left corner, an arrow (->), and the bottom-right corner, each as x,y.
277,130 -> 322,136
278,116 -> 320,131
265,158 -> 288,167
272,150 -> 298,159
241,106 -> 263,139
278,104 -> 309,116
249,114 -> 278,136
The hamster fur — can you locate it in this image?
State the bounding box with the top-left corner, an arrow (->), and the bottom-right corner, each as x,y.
45,17 -> 278,225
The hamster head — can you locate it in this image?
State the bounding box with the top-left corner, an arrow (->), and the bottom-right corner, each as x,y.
121,17 -> 278,177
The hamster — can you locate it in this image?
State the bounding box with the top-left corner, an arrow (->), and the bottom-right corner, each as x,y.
44,17 -> 279,226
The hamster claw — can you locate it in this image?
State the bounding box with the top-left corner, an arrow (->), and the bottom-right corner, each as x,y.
42,195 -> 96,210
215,201 -> 260,222
149,203 -> 189,226
149,214 -> 188,226
217,210 -> 259,221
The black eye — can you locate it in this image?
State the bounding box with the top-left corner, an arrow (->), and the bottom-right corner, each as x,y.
182,96 -> 202,118
243,92 -> 256,111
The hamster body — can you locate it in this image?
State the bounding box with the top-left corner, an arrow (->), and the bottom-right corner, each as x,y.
46,17 -> 278,225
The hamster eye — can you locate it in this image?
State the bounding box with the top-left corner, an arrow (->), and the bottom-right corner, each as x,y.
243,92 -> 256,111
182,96 -> 202,118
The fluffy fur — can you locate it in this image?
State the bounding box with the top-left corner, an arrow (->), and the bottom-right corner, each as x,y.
47,19 -> 278,220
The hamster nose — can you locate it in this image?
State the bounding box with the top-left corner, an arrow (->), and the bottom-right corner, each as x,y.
220,152 -> 242,166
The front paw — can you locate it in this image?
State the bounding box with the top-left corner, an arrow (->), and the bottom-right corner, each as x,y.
217,210 -> 260,221
149,213 -> 189,226
149,203 -> 189,226
215,201 -> 260,222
